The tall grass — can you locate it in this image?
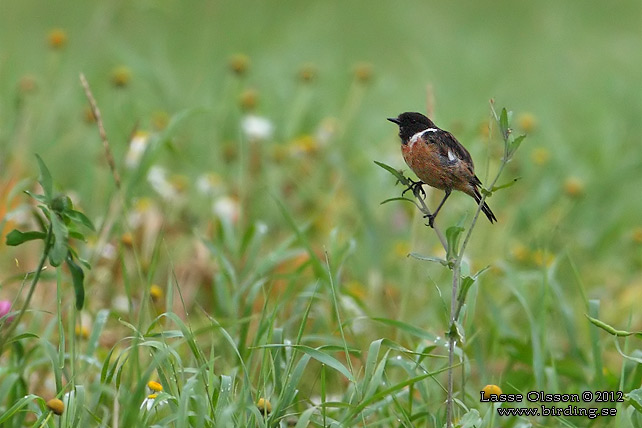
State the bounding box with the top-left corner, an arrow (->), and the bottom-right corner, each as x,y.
1,1 -> 642,427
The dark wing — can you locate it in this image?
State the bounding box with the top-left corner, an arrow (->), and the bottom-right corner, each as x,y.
423,129 -> 474,167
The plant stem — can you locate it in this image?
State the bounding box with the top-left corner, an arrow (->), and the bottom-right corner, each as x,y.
413,189 -> 448,252
445,257 -> 460,427
445,156 -> 508,428
0,226 -> 53,355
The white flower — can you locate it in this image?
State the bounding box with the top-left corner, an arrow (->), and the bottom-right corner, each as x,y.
212,196 -> 240,224
141,394 -> 167,411
101,243 -> 117,260
256,221 -> 268,235
242,115 -> 273,141
147,166 -> 177,201
111,295 -> 130,313
316,117 -> 338,145
196,173 -> 223,196
125,132 -> 149,169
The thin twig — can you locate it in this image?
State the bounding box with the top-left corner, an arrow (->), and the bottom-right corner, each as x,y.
79,73 -> 121,189
444,101 -> 514,428
445,258 -> 459,427
411,187 -> 448,251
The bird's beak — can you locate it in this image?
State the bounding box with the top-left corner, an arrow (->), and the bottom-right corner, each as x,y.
387,117 -> 400,124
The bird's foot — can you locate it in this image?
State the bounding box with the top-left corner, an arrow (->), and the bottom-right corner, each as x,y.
402,179 -> 426,199
423,213 -> 436,228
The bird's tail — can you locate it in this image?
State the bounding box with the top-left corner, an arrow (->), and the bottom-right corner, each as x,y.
472,187 -> 497,223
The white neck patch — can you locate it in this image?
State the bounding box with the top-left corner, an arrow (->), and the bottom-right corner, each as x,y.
408,128 -> 438,146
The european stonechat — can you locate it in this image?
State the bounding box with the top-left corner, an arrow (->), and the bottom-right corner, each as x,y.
388,112 -> 497,226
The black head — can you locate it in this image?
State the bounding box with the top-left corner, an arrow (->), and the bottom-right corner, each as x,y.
387,112 -> 436,143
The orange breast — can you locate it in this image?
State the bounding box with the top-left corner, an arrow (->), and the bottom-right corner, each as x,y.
401,142 -> 451,190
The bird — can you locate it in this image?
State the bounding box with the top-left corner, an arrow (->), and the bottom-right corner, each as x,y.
387,112 -> 496,227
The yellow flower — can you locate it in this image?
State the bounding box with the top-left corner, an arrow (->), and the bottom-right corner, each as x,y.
564,177 -> 584,197
152,111 -> 170,131
111,66 -> 132,88
170,174 -> 189,193
257,397 -> 272,414
353,62 -> 373,83
530,147 -> 550,165
239,89 -> 258,111
46,398 -> 64,415
228,54 -> 250,75
47,29 -> 67,49
393,241 -> 410,257
298,63 -> 317,83
147,381 -> 163,392
147,393 -> 158,399
517,112 -> 537,133
289,135 -> 319,157
75,325 -> 90,340
150,284 -> 163,302
481,384 -> 502,400
135,197 -> 153,212
532,249 -> 554,267
510,243 -> 530,263
121,232 -> 134,247
345,280 -> 367,301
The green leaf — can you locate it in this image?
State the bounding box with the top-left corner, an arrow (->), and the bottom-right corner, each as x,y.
458,266 -> 490,302
585,314 -> 642,337
49,214 -> 69,267
380,197 -> 416,206
633,409 -> 642,428
67,254 -> 85,310
491,177 -> 521,192
614,341 -> 642,365
35,154 -> 53,202
262,344 -> 355,383
239,222 -> 256,255
509,134 -> 526,156
69,230 -> 87,241
342,367 -> 451,424
0,394 -> 43,423
293,407 -> 316,428
5,229 -> 47,246
628,388 -> 642,413
446,225 -> 464,261
408,252 -> 448,266
374,160 -> 410,186
447,320 -> 464,343
2,332 -> 40,347
65,209 -> 96,231
459,409 -> 482,428
269,354 -> 311,422
371,317 -> 438,342
24,190 -> 48,203
499,108 -> 509,140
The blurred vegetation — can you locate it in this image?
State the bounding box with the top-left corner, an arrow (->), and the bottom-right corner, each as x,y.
1,0 -> 641,426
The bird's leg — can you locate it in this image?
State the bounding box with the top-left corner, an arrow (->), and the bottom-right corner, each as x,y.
424,189 -> 451,227
402,178 -> 426,200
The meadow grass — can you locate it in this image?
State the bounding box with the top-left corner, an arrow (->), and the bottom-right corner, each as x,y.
1,1 -> 642,427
